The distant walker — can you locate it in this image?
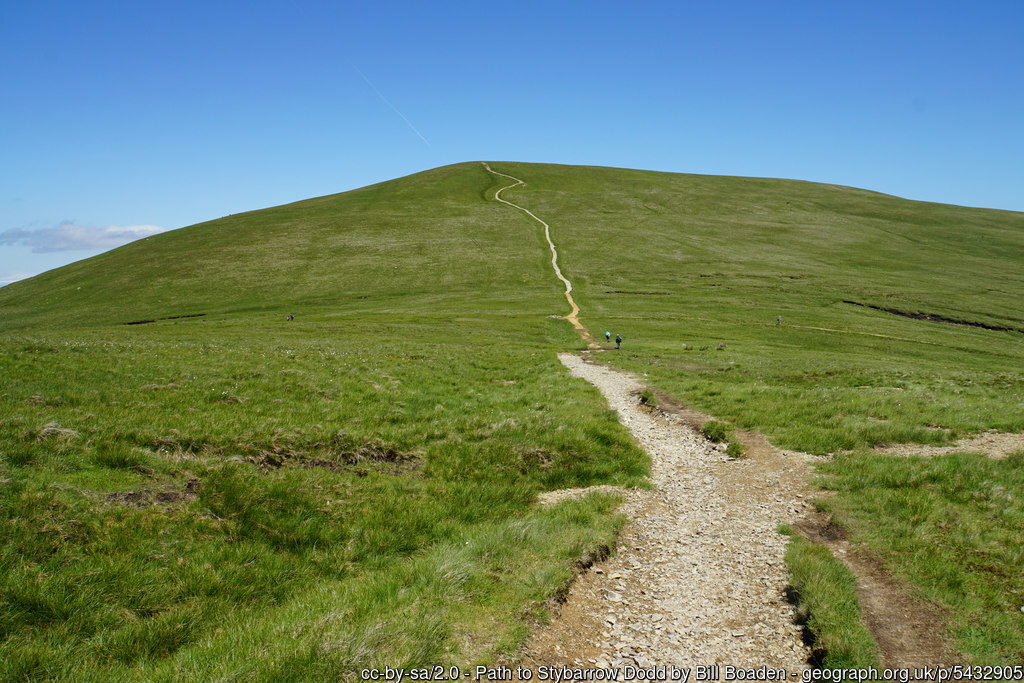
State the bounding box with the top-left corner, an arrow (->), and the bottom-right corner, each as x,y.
615,333 -> 622,350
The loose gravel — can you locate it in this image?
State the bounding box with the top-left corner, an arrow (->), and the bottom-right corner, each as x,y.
524,353 -> 817,673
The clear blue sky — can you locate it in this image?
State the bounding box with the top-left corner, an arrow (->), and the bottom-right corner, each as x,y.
2,0 -> 1022,285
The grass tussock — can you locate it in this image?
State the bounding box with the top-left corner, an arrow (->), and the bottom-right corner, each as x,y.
701,420 -> 746,458
781,528 -> 880,668
702,420 -> 730,443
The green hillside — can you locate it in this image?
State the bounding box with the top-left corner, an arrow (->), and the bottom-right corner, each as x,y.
4,160 -> 1023,339
0,163 -> 567,331
2,161 -> 1024,675
487,163 -> 1024,452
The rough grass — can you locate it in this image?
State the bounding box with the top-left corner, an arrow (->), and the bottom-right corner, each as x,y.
781,528 -> 880,668
0,162 -> 652,678
3,161 -> 1024,671
815,451 -> 1024,664
702,420 -> 730,443
0,320 -> 647,679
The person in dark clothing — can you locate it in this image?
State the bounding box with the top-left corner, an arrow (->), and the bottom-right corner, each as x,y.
615,333 -> 622,350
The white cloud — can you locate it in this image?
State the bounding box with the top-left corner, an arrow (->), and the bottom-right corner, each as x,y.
0,271 -> 36,287
0,221 -> 166,253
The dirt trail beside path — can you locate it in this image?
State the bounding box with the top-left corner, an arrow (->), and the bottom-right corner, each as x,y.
523,354 -> 816,671
484,163 -> 598,348
872,430 -> 1024,459
794,516 -> 959,669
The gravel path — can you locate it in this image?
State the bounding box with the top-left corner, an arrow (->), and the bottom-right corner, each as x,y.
525,354 -> 816,673
483,163 -> 598,347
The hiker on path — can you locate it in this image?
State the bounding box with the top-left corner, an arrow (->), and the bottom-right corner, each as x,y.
606,330 -> 611,342
615,333 -> 622,350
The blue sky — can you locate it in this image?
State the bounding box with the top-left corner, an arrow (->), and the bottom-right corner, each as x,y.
2,0 -> 1022,286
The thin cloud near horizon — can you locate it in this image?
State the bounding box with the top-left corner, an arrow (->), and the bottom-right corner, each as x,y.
0,222 -> 166,253
0,271 -> 36,287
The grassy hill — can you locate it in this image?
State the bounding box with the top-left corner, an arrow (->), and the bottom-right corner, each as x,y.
2,161 -> 1023,675
0,163 -> 568,330
487,163 -> 1024,452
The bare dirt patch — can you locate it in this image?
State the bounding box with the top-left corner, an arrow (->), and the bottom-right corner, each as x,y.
123,312 -> 207,326
225,433 -> 421,474
106,478 -> 201,507
794,514 -> 960,668
605,290 -> 673,296
872,430 -> 1024,459
536,484 -> 627,507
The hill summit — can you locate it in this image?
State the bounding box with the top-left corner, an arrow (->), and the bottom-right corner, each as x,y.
2,161 -> 1022,334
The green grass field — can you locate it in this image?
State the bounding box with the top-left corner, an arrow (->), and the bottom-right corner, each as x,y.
0,322 -> 649,678
2,161 -> 1023,673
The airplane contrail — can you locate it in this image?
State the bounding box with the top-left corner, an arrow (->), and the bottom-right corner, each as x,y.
355,67 -> 431,147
